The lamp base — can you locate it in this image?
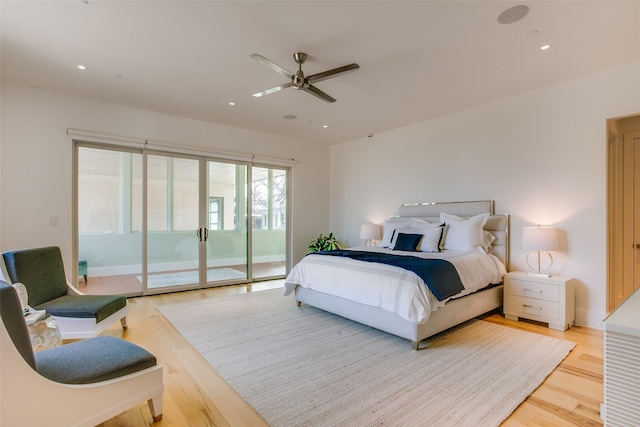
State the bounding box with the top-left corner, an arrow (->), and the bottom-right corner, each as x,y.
525,251 -> 554,277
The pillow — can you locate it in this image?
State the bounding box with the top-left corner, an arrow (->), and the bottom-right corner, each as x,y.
440,213 -> 489,251
378,219 -> 410,247
390,227 -> 416,248
481,230 -> 496,252
418,226 -> 444,252
390,226 -> 443,252
392,233 -> 423,252
409,217 -> 438,229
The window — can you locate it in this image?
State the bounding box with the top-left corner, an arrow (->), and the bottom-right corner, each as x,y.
252,168 -> 286,230
208,197 -> 224,230
78,148 -> 141,234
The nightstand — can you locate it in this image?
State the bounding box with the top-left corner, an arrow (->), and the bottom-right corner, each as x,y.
503,271 -> 576,331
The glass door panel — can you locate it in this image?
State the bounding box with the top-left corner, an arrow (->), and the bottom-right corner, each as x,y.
77,145 -> 287,295
205,161 -> 248,285
146,154 -> 201,292
77,146 -> 143,295
251,166 -> 287,279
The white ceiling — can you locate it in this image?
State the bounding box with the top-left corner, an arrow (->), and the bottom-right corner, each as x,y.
2,1 -> 639,146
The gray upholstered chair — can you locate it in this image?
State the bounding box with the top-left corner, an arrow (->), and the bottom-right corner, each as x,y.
2,246 -> 128,339
0,281 -> 163,425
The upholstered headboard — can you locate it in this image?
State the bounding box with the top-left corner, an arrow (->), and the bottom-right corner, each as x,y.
395,200 -> 509,268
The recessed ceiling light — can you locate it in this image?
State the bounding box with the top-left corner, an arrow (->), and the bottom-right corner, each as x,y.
77,65 -> 87,70
229,102 -> 236,106
283,114 -> 297,120
322,125 -> 328,128
497,5 -> 529,25
540,44 -> 551,51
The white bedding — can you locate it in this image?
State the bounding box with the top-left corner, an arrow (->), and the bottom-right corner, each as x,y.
284,246 -> 506,325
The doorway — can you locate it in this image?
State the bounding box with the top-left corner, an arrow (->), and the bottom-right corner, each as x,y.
607,114 -> 640,312
74,142 -> 289,296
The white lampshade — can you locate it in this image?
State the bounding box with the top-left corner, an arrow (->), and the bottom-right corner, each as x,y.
360,223 -> 381,240
522,226 -> 559,251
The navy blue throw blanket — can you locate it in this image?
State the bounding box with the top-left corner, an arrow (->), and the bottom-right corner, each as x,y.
312,250 -> 465,301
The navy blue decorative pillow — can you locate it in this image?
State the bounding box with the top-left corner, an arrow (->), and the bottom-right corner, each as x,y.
392,233 -> 422,252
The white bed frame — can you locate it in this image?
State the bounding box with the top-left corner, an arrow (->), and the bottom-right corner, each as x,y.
294,200 -> 510,350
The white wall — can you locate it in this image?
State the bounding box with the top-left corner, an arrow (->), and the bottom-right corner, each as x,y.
330,60 -> 640,329
0,83 -> 330,276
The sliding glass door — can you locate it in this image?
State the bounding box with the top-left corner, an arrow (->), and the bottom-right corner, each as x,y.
143,155 -> 251,292
251,166 -> 287,279
77,146 -> 144,294
205,161 -> 249,284
76,143 -> 286,296
145,154 -> 202,292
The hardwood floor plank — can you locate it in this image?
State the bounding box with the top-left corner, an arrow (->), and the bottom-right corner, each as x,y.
525,395 -> 602,427
175,347 -> 267,427
90,284 -> 604,426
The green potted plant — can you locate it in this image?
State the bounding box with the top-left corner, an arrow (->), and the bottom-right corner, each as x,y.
308,232 -> 342,252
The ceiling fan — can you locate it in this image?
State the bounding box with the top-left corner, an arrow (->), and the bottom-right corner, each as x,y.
250,52 -> 359,103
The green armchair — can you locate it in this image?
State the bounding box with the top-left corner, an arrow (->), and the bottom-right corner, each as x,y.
2,246 -> 128,339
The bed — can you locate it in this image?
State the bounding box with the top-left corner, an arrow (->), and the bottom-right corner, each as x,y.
284,200 -> 509,350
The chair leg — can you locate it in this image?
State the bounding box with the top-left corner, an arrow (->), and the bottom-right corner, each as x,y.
148,395 -> 163,422
120,317 -> 128,330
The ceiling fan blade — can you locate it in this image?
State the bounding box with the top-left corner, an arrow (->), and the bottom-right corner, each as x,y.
252,82 -> 294,98
307,63 -> 359,84
303,85 -> 337,103
250,54 -> 294,80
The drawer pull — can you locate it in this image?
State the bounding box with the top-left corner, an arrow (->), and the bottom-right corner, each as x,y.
523,304 -> 542,310
523,288 -> 543,293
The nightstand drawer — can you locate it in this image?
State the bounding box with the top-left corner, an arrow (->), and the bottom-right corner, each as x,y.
507,278 -> 560,302
508,295 -> 560,320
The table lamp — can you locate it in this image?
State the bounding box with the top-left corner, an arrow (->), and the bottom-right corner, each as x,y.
522,225 -> 559,276
360,224 -> 381,246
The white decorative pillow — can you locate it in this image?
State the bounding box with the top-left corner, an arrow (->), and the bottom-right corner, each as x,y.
390,226 -> 443,252
378,219 -> 410,247
440,213 -> 489,251
417,226 -> 444,252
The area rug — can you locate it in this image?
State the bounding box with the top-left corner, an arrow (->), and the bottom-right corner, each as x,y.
139,268 -> 246,288
158,288 -> 575,427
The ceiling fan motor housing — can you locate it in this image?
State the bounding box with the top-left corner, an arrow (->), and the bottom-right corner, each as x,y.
293,53 -> 308,89
293,52 -> 307,64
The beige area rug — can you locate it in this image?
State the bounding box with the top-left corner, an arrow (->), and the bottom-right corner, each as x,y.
158,288 -> 575,427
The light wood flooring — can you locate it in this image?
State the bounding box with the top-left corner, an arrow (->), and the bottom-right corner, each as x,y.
95,282 -> 603,427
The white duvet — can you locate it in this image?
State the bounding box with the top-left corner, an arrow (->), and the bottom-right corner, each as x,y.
284,246 -> 506,325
